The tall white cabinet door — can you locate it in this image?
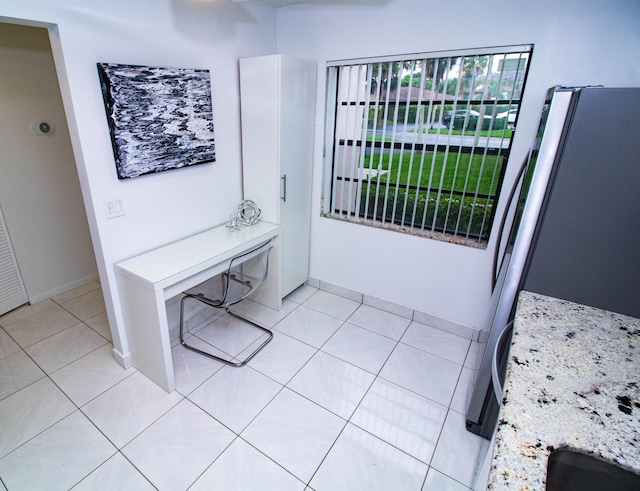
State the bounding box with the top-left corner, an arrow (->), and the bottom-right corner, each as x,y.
240,54 -> 316,298
0,204 -> 28,315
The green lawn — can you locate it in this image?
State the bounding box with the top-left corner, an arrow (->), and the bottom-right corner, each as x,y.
357,148 -> 503,238
363,148 -> 503,196
424,127 -> 513,138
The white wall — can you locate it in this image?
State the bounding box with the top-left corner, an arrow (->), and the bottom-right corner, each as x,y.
0,23 -> 98,303
0,0 -> 277,366
276,0 -> 640,331
1,0 -> 637,367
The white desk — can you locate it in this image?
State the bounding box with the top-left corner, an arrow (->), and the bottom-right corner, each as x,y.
115,221 -> 281,392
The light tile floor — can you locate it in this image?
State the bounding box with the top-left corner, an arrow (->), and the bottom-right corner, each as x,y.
0,282 -> 488,491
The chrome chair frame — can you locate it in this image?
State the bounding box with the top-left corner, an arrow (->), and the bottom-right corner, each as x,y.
178,240 -> 273,367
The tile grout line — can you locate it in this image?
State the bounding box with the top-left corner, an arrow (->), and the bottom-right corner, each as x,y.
1,284 -> 480,490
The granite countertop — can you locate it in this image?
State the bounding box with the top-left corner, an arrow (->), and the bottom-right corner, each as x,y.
488,290 -> 640,490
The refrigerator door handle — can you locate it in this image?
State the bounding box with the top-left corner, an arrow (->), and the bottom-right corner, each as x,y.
492,320 -> 514,403
492,152 -> 531,291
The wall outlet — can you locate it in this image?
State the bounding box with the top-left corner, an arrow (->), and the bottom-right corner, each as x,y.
104,199 -> 125,219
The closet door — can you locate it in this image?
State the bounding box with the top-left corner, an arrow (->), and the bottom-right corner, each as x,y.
240,54 -> 316,299
279,55 -> 316,296
0,204 -> 28,315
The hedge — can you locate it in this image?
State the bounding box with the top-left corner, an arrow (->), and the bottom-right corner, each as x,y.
358,184 -> 493,238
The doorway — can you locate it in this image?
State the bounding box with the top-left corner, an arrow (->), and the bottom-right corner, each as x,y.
0,22 -> 98,316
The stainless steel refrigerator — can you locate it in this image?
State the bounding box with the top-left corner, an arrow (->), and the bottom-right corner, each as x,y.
466,86 -> 640,439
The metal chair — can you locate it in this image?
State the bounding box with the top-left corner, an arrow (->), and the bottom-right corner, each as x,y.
179,239 -> 273,366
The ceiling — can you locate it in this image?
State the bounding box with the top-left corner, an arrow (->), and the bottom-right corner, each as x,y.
232,0 -> 310,6
232,0 -> 390,6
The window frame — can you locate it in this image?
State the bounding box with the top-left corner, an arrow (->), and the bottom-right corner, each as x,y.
321,45 -> 533,248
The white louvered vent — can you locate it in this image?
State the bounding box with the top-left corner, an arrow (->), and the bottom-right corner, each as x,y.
0,205 -> 28,315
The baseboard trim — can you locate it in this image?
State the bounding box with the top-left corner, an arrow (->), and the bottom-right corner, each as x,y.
27,273 -> 100,305
112,345 -> 132,369
308,276 -> 481,342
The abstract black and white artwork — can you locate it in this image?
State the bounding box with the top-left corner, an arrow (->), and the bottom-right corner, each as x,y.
97,63 -> 216,179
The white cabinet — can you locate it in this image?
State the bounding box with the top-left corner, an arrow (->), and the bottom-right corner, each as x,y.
240,54 -> 316,299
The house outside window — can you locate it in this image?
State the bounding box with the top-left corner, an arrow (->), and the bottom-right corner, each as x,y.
321,45 -> 532,248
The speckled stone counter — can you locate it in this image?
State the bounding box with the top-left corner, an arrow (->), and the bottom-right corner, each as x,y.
488,290 -> 640,490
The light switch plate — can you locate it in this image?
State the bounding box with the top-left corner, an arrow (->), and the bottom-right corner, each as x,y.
104,199 -> 125,219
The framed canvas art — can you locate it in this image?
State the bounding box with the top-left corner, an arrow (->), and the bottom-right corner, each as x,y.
97,63 -> 216,179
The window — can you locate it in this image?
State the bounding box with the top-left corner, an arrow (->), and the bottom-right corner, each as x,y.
321,45 -> 532,248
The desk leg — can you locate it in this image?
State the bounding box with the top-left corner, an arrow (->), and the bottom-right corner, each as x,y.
117,275 -> 175,392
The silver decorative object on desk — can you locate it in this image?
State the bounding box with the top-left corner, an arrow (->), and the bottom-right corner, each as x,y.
226,200 -> 261,231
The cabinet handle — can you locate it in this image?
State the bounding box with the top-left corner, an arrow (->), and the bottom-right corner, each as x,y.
281,174 -> 287,202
